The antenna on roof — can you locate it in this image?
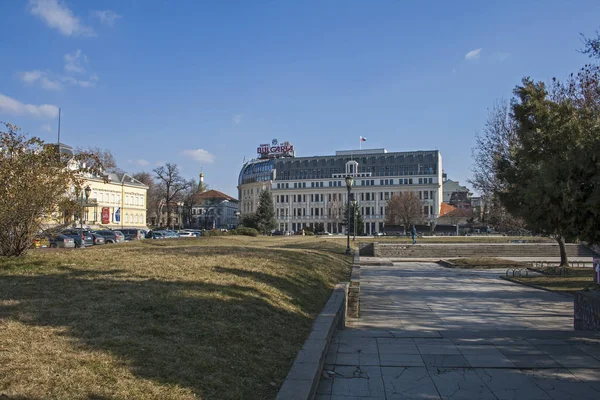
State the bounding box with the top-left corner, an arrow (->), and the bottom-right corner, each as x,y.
57,108 -> 61,144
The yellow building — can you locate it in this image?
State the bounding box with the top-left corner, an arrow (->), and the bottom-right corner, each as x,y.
45,144 -> 149,230
83,172 -> 149,229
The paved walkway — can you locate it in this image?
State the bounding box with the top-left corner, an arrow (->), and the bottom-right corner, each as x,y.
318,262 -> 600,400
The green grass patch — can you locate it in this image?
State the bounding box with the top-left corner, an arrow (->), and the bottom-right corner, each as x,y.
0,236 -> 351,400
509,268 -> 598,294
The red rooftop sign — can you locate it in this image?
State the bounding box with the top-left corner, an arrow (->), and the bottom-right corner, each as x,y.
257,138 -> 295,159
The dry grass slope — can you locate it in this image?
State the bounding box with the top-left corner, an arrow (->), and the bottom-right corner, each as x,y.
510,267 -> 597,294
0,236 -> 351,400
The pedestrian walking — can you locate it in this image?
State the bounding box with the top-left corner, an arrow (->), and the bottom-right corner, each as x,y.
411,225 -> 417,244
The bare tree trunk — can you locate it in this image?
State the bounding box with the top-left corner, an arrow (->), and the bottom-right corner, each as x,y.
556,235 -> 569,267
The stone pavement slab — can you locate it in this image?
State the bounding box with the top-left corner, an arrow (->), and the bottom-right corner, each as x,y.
322,262 -> 600,400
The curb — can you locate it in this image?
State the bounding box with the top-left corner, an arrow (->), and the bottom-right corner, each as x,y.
499,276 -> 573,297
276,282 -> 349,400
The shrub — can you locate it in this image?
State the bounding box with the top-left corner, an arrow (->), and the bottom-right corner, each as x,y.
203,230 -> 228,237
304,230 -> 315,236
234,227 -> 259,237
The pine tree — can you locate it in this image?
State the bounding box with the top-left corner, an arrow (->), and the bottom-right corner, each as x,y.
342,203 -> 364,235
255,190 -> 276,235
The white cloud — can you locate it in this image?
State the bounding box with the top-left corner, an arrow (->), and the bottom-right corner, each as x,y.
28,0 -> 94,37
233,113 -> 244,125
18,70 -> 63,91
41,123 -> 53,132
91,10 -> 122,26
64,49 -> 87,73
0,92 -> 59,119
61,74 -> 98,88
182,148 -> 216,163
465,48 -> 482,60
134,159 -> 150,166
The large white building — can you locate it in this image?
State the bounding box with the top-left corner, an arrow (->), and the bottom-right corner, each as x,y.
238,140 -> 443,235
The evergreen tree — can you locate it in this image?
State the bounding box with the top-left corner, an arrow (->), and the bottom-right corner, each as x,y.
342,203 -> 364,235
255,190 -> 276,235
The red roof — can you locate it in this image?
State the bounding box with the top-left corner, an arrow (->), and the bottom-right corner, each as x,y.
192,189 -> 237,203
440,202 -> 457,216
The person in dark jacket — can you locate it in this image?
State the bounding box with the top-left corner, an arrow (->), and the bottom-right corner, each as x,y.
411,225 -> 417,244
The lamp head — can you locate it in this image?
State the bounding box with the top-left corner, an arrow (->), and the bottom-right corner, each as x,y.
345,175 -> 354,188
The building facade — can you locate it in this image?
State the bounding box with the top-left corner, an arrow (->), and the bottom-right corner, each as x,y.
238,142 -> 443,235
190,189 -> 239,230
46,144 -> 149,229
82,172 -> 149,229
442,176 -> 473,211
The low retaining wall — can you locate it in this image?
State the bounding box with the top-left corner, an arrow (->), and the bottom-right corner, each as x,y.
348,251 -> 360,318
276,282 -> 349,400
359,242 -> 374,256
574,291 -> 600,331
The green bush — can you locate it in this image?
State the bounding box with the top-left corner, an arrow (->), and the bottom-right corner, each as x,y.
233,227 -> 259,237
203,230 -> 228,237
304,230 -> 315,236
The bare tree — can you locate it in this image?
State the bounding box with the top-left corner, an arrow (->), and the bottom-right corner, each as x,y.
153,163 -> 190,229
327,194 -> 344,233
180,179 -> 200,228
469,100 -> 517,198
469,101 -> 526,232
76,146 -> 121,173
385,192 -> 423,231
132,172 -> 159,226
444,208 -> 472,226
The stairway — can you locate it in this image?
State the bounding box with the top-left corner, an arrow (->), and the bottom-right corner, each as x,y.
373,243 -> 598,258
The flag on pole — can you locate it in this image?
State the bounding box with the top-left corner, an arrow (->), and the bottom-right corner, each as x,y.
360,136 -> 367,142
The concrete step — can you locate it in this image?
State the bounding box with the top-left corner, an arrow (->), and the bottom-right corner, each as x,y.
373,243 -> 598,258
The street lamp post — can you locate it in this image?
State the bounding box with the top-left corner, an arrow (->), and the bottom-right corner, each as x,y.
79,185 -> 91,248
351,198 -> 357,241
345,175 -> 354,255
177,201 -> 184,230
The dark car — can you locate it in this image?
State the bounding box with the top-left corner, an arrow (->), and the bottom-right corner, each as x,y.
90,232 -> 105,245
93,230 -> 120,244
145,231 -> 166,239
47,234 -> 75,248
271,230 -> 285,236
119,229 -> 145,241
61,229 -> 94,248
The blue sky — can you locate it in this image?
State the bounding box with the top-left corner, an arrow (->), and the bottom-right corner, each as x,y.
1,0 -> 599,197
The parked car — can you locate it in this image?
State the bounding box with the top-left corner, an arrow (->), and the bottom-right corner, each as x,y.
119,229 -> 146,241
162,230 -> 180,239
113,231 -> 125,243
61,229 -> 94,248
178,230 -> 195,238
316,231 -> 333,236
271,230 -> 285,236
47,234 -> 75,248
90,232 -> 105,245
147,231 -> 166,239
93,230 -> 120,244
